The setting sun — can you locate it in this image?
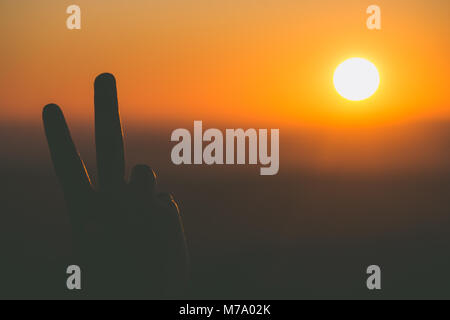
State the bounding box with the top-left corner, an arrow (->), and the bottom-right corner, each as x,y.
333,58 -> 380,101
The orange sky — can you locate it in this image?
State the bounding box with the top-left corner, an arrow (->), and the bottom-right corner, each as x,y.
1,1 -> 450,175
1,0 -> 449,128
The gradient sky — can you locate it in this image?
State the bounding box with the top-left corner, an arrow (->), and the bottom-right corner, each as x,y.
1,0 -> 450,175
1,0 -> 449,127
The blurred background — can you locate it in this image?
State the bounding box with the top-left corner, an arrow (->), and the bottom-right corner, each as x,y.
1,0 -> 450,298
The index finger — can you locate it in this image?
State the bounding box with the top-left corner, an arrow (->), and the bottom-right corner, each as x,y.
43,104 -> 92,199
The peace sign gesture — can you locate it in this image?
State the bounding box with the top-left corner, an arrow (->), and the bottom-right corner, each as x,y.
43,73 -> 188,298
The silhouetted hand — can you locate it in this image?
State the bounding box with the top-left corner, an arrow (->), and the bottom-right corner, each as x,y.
42,73 -> 188,298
